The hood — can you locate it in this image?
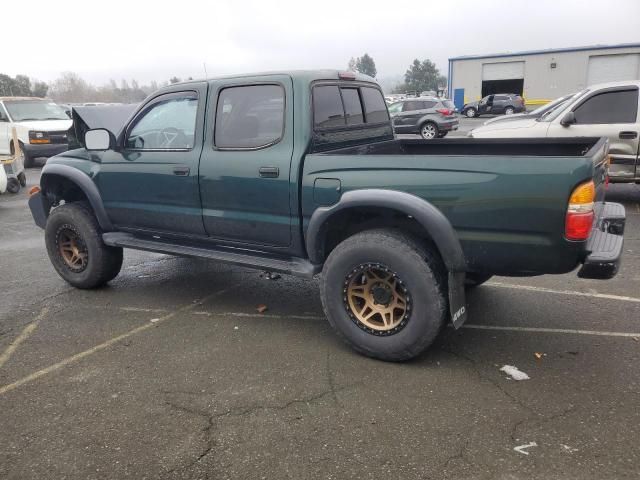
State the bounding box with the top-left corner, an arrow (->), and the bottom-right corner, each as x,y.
70,104 -> 137,148
463,101 -> 479,108
472,118 -> 540,135
483,113 -> 533,125
15,119 -> 72,131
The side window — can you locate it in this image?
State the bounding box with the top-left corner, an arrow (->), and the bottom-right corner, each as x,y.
423,101 -> 437,109
340,88 -> 364,125
126,94 -> 198,150
361,87 -> 390,123
313,86 -> 345,128
387,102 -> 403,114
573,90 -> 638,124
215,84 -> 285,149
0,105 -> 8,121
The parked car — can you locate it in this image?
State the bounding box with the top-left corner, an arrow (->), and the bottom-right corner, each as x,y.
28,70 -> 624,362
0,97 -> 72,168
483,92 -> 577,126
469,81 -> 640,184
462,94 -> 525,118
388,97 -> 459,139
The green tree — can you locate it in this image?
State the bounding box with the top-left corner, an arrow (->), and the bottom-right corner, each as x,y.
169,76 -> 181,84
347,54 -> 377,78
32,81 -> 49,97
393,59 -> 445,94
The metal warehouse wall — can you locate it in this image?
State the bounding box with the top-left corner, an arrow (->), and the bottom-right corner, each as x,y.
449,45 -> 640,106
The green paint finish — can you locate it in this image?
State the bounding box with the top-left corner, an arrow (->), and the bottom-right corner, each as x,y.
42,70 -> 608,276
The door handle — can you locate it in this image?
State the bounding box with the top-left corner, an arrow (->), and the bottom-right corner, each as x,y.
259,166 -> 279,178
619,131 -> 638,139
173,165 -> 190,176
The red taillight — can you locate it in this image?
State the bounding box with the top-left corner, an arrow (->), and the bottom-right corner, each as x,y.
565,180 -> 595,241
565,211 -> 594,240
436,108 -> 452,116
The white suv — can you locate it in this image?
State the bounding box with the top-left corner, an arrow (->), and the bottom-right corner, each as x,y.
0,97 -> 72,168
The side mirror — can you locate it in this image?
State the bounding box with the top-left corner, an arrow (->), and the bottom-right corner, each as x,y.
560,111 -> 576,127
85,128 -> 115,151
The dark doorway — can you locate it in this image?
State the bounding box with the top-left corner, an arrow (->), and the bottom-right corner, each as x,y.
482,79 -> 524,97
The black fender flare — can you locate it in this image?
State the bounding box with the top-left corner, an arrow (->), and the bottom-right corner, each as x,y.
40,163 -> 114,231
305,189 -> 468,327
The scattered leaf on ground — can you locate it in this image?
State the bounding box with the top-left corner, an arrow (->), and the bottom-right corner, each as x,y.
256,304 -> 268,313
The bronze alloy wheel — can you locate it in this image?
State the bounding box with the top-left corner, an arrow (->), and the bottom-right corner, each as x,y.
56,226 -> 88,272
343,263 -> 411,336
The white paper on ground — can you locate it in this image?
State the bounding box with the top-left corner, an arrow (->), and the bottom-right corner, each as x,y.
500,365 -> 530,381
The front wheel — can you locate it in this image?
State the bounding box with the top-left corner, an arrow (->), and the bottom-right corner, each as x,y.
320,229 -> 447,362
420,122 -> 439,140
45,202 -> 123,289
465,108 -> 477,118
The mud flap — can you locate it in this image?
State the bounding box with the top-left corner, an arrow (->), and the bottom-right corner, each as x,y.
448,271 -> 467,329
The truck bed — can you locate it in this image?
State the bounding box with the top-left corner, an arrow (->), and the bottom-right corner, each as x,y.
302,137 -> 609,276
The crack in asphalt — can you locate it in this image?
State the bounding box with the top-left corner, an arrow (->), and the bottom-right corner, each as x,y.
162,382 -> 359,476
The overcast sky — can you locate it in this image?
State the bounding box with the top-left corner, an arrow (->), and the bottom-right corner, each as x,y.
3,0 -> 639,86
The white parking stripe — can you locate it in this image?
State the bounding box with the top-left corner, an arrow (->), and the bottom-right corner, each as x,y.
462,324 -> 640,338
486,282 -> 640,303
0,308 -> 49,370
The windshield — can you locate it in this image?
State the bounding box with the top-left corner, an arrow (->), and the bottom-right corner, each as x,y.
530,93 -> 575,116
538,89 -> 589,122
4,100 -> 69,122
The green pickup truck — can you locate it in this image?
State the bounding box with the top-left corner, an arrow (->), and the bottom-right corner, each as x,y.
28,70 -> 626,361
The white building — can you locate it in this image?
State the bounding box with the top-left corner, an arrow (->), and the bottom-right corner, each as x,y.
448,43 -> 640,109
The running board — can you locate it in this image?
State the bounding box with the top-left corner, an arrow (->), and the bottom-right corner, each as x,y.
102,232 -> 320,278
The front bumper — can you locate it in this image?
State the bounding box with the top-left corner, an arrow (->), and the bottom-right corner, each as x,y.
22,142 -> 69,158
578,202 -> 625,279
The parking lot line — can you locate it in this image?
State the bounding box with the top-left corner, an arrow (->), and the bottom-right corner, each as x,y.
487,282 -> 640,303
0,285 -> 239,397
463,324 -> 640,338
0,307 -> 49,370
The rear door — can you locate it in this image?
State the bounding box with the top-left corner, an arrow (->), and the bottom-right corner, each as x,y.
547,86 -> 639,181
492,95 -> 507,113
198,76 -> 293,247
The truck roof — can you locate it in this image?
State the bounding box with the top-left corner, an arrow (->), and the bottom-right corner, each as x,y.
172,69 -> 377,87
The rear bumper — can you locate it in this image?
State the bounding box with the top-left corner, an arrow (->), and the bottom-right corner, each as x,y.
438,120 -> 459,131
578,202 -> 625,279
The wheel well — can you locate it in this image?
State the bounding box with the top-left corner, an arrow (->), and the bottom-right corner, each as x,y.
320,207 -> 445,268
41,174 -> 90,206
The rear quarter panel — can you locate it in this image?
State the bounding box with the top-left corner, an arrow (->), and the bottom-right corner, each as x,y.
302,152 -> 599,275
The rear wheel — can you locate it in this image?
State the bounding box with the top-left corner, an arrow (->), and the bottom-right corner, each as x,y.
420,122 -> 439,140
45,202 -> 123,289
320,229 -> 447,362
504,106 -> 515,115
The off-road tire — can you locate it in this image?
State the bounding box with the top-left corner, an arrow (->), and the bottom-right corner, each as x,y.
465,272 -> 492,287
320,229 -> 447,362
45,202 -> 123,289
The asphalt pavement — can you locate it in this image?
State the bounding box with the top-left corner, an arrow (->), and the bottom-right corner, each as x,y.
1,163 -> 639,480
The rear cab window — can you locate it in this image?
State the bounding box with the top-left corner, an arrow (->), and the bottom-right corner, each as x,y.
313,83 -> 389,130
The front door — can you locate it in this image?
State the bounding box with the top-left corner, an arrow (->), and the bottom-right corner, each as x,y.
478,95 -> 494,115
198,76 -> 294,247
546,87 -> 640,181
97,85 -> 208,235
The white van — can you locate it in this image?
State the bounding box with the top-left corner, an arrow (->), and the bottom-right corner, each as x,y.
0,97 -> 72,168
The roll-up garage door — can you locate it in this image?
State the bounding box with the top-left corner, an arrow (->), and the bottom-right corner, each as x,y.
587,54 -> 640,85
482,62 -> 525,80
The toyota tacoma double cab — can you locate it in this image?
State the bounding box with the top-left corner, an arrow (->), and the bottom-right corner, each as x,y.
28,70 -> 625,361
